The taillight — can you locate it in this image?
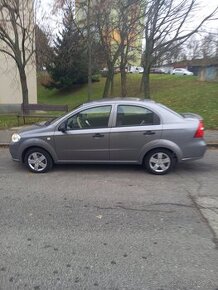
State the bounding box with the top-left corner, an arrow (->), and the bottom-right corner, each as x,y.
194,120 -> 204,138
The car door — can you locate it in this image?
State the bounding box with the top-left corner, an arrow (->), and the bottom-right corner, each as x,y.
109,105 -> 162,162
54,105 -> 112,162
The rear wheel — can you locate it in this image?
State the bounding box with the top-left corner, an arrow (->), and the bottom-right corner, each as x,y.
24,148 -> 53,173
144,149 -> 176,175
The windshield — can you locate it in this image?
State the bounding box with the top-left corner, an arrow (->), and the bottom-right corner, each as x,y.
44,104 -> 82,126
45,114 -> 66,126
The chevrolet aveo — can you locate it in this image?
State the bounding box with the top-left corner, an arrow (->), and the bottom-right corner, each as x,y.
9,99 -> 206,175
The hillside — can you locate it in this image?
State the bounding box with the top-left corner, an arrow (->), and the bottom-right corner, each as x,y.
0,74 -> 218,129
38,74 -> 218,129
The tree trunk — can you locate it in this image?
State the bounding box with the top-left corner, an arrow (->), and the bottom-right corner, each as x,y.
103,77 -> 110,98
110,72 -> 114,96
18,66 -> 29,113
143,66 -> 151,99
120,66 -> 127,98
103,65 -> 114,98
87,0 -> 92,101
120,42 -> 127,98
140,73 -> 144,92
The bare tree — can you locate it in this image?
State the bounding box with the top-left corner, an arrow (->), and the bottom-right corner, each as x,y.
92,0 -> 123,98
141,0 -> 218,98
185,36 -> 201,60
35,24 -> 53,72
201,32 -> 218,59
0,0 -> 37,112
117,0 -> 144,97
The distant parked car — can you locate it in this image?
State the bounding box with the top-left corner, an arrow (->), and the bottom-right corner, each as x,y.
150,68 -> 166,74
171,68 -> 194,76
100,68 -> 108,77
9,98 -> 206,175
129,66 -> 144,73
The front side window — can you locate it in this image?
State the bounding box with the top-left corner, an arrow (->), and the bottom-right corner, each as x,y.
116,105 -> 160,127
66,106 -> 112,130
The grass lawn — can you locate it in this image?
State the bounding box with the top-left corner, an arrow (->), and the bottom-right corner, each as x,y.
0,74 -> 218,129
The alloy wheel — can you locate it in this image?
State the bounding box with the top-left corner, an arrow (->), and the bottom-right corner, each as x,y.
28,152 -> 48,172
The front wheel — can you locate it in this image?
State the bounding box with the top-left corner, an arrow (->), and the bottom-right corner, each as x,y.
24,148 -> 53,173
144,149 -> 176,175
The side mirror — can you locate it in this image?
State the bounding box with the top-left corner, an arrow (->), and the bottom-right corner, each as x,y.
58,122 -> 67,133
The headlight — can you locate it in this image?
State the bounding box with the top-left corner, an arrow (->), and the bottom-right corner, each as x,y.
11,133 -> 21,143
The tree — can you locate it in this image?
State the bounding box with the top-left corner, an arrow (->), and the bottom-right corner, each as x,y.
92,0 -> 122,97
117,0 -> 144,97
0,0 -> 36,112
93,0 -> 144,98
35,25 -> 53,72
201,33 -> 218,59
53,0 -> 144,98
185,36 -> 201,60
141,0 -> 218,98
47,2 -> 88,90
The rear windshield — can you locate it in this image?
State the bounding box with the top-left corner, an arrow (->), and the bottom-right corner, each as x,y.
157,104 -> 183,119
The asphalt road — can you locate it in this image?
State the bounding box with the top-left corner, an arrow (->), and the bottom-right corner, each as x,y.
0,148 -> 218,290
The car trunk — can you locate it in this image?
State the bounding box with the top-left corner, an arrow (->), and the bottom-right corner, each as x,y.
180,113 -> 203,120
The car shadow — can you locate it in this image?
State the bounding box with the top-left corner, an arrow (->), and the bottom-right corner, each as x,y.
51,159 -> 218,175
10,158 -> 218,175
53,163 -> 143,174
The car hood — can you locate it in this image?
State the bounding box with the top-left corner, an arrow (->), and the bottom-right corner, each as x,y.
18,122 -> 51,135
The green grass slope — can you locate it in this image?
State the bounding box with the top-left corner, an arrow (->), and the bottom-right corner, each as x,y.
38,74 -> 218,129
0,74 -> 217,129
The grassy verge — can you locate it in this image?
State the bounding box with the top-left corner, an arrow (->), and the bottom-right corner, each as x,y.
0,74 -> 218,129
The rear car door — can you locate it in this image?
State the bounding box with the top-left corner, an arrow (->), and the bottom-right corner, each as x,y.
54,105 -> 112,161
109,105 -> 162,162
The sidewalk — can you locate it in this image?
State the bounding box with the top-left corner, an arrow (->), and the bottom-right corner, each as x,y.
0,127 -> 218,147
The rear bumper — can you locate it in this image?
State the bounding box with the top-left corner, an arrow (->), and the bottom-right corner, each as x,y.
181,140 -> 207,161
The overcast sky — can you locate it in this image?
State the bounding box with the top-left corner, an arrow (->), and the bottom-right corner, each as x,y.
38,0 -> 218,35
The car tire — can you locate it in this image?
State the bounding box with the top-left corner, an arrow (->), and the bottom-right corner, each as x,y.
144,149 -> 176,175
24,148 -> 53,173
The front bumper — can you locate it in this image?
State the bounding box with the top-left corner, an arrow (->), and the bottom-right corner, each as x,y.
9,142 -> 21,162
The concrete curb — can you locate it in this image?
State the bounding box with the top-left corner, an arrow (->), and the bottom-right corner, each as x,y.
207,143 -> 218,148
1,143 -> 218,148
0,143 -> 10,148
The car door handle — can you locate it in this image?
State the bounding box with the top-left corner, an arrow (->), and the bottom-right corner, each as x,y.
143,130 -> 156,135
93,133 -> 104,138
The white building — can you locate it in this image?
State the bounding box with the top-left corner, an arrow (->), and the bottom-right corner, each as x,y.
0,0 -> 37,112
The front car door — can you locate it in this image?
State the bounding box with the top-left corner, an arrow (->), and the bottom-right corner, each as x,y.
110,105 -> 162,162
54,105 -> 112,162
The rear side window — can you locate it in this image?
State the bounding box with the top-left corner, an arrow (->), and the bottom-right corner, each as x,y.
116,105 -> 160,127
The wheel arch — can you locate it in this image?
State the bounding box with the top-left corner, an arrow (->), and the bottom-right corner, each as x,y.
142,147 -> 177,165
22,146 -> 54,164
139,140 -> 183,164
19,139 -> 58,164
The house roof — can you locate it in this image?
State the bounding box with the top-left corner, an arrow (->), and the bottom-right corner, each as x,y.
165,57 -> 218,68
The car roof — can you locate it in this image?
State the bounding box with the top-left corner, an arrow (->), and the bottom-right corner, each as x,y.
82,98 -> 155,106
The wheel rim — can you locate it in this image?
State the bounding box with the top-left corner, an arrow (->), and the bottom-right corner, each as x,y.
149,152 -> 171,173
28,152 -> 47,172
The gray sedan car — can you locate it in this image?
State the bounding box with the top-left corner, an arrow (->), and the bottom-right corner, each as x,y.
9,98 -> 206,175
